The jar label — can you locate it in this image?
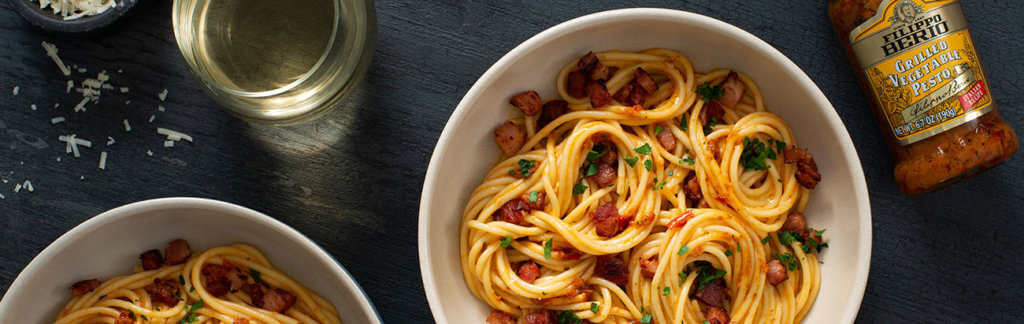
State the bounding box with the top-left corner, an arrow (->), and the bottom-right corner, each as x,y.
849,0 -> 992,145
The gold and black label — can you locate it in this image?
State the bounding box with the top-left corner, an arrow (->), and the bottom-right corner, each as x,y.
850,0 -> 992,145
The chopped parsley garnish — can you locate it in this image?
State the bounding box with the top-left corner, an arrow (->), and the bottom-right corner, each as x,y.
703,117 -> 718,135
572,179 -> 588,194
696,266 -> 727,290
529,191 -> 538,203
736,244 -> 741,252
654,125 -> 664,136
761,236 -> 771,244
696,82 -> 725,102
543,239 -> 553,260
500,236 -> 512,248
557,310 -> 581,323
98,294 -> 106,300
804,230 -> 829,253
772,139 -> 787,153
586,149 -> 606,162
725,249 -> 733,257
644,159 -> 653,171
179,299 -> 204,324
678,270 -> 688,287
585,162 -> 599,177
624,156 -> 639,167
640,312 -> 652,323
682,157 -> 695,165
777,229 -> 830,254
779,231 -> 799,246
668,170 -> 674,176
704,321 -> 712,324
189,286 -> 195,292
249,268 -> 262,283
680,117 -> 689,131
778,178 -> 783,183
178,275 -> 186,285
634,143 -> 652,155
518,159 -> 537,178
140,315 -> 148,320
653,178 -> 666,190
590,302 -> 601,314
677,245 -> 690,255
739,137 -> 777,171
776,252 -> 801,271
662,286 -> 671,296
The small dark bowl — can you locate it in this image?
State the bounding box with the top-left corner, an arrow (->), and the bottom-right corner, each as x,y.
9,0 -> 138,33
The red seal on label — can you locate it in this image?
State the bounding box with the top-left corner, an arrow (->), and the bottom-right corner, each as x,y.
959,80 -> 987,112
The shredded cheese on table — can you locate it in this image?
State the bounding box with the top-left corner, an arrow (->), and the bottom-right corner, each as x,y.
157,128 -> 193,142
41,42 -> 71,76
99,152 -> 107,170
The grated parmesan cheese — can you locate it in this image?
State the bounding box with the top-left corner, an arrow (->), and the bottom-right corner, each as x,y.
23,180 -> 33,192
67,80 -> 74,93
74,97 -> 90,112
75,137 -> 92,147
158,105 -> 165,112
59,134 -> 92,157
0,193 -> 5,199
157,128 -> 194,142
78,67 -> 87,73
31,104 -> 37,110
164,141 -> 174,147
148,115 -> 155,123
14,183 -> 21,193
146,150 -> 153,156
106,136 -> 115,146
119,87 -> 129,93
13,86 -> 19,96
99,151 -> 107,170
158,89 -> 168,101
123,119 -> 131,132
41,41 -> 71,76
51,117 -> 66,124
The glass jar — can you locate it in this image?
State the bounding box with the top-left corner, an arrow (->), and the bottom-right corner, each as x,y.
828,0 -> 1017,194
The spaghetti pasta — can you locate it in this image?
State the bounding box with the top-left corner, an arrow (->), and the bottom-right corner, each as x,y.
462,49 -> 828,323
56,242 -> 341,324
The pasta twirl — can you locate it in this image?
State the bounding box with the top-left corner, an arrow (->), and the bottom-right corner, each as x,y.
462,49 -> 827,324
56,243 -> 341,324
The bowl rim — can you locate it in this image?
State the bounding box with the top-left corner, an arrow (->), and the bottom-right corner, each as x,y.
0,197 -> 383,323
418,7 -> 872,323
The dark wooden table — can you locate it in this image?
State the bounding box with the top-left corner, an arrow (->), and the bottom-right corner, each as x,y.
2,1 -> 1022,322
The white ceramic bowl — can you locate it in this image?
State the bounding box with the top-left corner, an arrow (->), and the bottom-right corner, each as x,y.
0,197 -> 381,323
419,8 -> 871,323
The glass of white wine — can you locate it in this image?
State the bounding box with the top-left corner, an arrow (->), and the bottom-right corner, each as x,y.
173,0 -> 376,125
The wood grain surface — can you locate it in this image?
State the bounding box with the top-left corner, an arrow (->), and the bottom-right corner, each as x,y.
1,1 -> 1022,322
